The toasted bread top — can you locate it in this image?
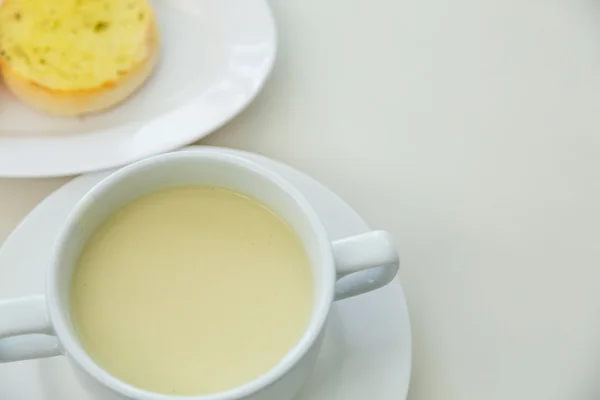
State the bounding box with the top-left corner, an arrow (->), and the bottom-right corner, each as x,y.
0,0 -> 155,92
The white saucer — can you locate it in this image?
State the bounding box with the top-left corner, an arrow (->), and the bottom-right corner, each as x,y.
0,147 -> 411,400
0,0 -> 276,178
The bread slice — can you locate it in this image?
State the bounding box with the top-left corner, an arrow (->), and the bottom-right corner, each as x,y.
0,0 -> 159,117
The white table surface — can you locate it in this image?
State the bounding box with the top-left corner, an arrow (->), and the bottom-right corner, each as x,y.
2,1 -> 600,399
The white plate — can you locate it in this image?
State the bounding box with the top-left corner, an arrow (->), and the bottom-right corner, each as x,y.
0,0 -> 276,178
0,146 -> 412,400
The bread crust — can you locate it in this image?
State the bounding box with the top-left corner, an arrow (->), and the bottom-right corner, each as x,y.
0,3 -> 159,117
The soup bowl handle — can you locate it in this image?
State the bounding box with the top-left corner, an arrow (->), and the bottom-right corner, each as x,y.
0,295 -> 61,362
332,230 -> 400,301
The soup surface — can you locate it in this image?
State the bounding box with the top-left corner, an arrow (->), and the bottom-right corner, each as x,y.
70,186 -> 313,395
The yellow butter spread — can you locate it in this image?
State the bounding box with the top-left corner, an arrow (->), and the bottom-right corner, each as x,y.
0,0 -> 153,90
